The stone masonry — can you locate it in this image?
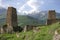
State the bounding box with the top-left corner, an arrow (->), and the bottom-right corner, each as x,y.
46,10 -> 56,25
6,7 -> 18,33
23,25 -> 36,32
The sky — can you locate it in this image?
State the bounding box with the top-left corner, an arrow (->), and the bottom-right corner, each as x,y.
0,0 -> 60,15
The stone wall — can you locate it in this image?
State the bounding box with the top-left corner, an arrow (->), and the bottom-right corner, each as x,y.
23,25 -> 36,32
0,25 -> 7,34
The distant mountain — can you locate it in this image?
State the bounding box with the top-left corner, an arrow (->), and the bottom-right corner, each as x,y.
56,12 -> 60,19
0,7 -> 41,26
0,7 -> 6,14
0,7 -> 7,14
0,7 -> 7,25
28,11 -> 60,20
0,15 -> 42,26
0,7 -> 7,19
0,7 -> 60,26
18,15 -> 42,26
28,11 -> 48,20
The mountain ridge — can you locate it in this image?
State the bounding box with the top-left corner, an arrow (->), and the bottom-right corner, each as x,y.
0,7 -> 60,26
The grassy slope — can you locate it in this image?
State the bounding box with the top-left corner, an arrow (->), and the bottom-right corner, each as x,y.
0,12 -> 6,26
0,22 -> 60,40
0,15 -> 41,26
18,15 -> 39,26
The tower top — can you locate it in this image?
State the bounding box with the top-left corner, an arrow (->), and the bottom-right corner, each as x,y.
48,10 -> 55,12
8,7 -> 16,9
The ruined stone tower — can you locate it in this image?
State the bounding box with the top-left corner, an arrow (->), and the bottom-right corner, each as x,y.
6,7 -> 18,33
46,10 -> 56,25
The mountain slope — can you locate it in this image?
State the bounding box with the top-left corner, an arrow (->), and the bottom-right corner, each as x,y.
0,7 -> 45,26
0,7 -> 60,25
0,15 -> 41,26
0,7 -> 7,25
28,11 -> 60,20
17,15 -> 41,26
56,12 -> 60,19
0,22 -> 60,40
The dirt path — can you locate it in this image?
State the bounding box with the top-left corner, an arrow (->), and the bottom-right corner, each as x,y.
53,31 -> 60,40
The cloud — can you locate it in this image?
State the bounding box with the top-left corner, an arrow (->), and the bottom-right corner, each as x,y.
18,0 -> 44,14
18,4 -> 26,13
0,0 -> 11,9
40,1 -> 44,4
27,0 -> 37,13
0,0 -> 5,7
0,0 -> 2,6
0,0 -> 5,8
17,2 -> 20,5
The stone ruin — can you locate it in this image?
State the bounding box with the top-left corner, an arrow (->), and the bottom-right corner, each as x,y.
0,7 -> 23,34
0,26 -> 4,34
23,25 -> 37,32
6,7 -> 18,33
0,7 -> 60,33
46,10 -> 56,25
0,25 -> 8,34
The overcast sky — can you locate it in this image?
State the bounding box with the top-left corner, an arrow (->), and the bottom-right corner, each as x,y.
0,0 -> 60,14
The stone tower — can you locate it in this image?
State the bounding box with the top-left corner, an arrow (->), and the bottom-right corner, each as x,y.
6,7 -> 18,33
46,10 -> 56,25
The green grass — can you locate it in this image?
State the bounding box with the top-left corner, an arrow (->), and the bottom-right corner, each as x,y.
0,22 -> 60,40
18,15 -> 41,26
0,15 -> 41,26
